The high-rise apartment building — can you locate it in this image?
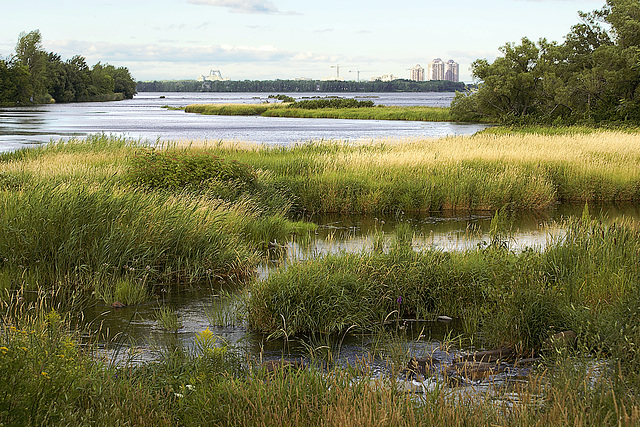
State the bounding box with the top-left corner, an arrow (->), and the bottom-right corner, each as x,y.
427,58 -> 445,81
427,58 -> 459,82
444,60 -> 459,82
409,64 -> 424,81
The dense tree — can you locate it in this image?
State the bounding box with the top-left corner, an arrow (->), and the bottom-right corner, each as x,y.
451,0 -> 640,124
0,59 -> 31,105
0,30 -> 136,106
136,78 -> 466,93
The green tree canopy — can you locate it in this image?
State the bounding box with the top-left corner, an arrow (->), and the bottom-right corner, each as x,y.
451,0 -> 640,124
0,30 -> 136,106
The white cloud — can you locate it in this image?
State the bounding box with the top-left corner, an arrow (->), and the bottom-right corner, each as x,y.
49,39 -> 307,65
187,0 -> 296,14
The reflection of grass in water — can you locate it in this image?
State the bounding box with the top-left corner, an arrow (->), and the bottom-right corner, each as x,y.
154,306 -> 182,332
206,291 -> 245,328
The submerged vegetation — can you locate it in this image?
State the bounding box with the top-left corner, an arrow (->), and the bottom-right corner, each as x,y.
1,130 -> 640,424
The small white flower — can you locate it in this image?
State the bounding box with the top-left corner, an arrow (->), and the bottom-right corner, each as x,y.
174,393 -> 184,398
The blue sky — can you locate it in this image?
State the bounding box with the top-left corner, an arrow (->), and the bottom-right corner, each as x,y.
2,0 -> 606,82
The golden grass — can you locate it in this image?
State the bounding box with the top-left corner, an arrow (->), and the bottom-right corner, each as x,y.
0,151 -> 126,181
315,131 -> 640,171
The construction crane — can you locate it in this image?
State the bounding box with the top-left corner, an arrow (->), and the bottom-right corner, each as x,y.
349,69 -> 371,83
330,64 -> 343,80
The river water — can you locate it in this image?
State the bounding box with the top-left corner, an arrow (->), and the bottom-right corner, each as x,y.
0,92 -> 486,153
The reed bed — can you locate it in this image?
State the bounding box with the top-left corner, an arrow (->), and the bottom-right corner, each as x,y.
261,105 -> 455,122
0,180 -> 260,296
184,103 -> 288,116
248,214 -> 640,361
1,298 -> 637,426
2,132 -> 640,424
0,134 -> 311,302
178,130 -> 640,213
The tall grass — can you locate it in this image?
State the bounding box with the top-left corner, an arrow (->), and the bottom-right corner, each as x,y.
248,214 -> 640,363
181,130 -> 640,213
0,302 -> 173,425
1,297 -> 637,425
0,135 -> 317,301
184,103 -> 287,116
262,106 -> 455,122
0,180 -> 260,297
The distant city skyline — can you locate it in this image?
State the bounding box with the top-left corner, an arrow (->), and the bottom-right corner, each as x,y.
1,0 -> 606,83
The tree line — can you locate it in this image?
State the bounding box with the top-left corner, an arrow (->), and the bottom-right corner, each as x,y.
451,0 -> 640,125
136,79 -> 466,93
0,30 -> 136,106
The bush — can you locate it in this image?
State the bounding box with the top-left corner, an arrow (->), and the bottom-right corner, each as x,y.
290,98 -> 375,109
127,149 -> 257,190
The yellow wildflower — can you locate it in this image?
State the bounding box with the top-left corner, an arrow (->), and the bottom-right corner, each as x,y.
41,372 -> 50,379
0,347 -> 8,354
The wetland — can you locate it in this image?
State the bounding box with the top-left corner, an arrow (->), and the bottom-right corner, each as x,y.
0,94 -> 639,425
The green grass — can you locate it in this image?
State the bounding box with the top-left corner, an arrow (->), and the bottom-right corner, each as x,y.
1,298 -> 638,426
248,213 -> 640,362
180,130 -> 640,213
184,103 -> 287,116
155,306 -> 183,332
1,132 -> 640,424
262,105 -> 455,121
185,102 -> 456,122
0,135 -> 314,302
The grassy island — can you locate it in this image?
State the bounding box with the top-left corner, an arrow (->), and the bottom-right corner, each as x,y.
184,102 -> 457,122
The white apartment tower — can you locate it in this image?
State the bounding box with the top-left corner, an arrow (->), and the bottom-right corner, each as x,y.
427,58 -> 445,81
444,60 -> 459,82
409,64 -> 425,81
427,58 -> 459,82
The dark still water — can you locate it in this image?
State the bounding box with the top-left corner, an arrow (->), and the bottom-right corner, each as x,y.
0,92 -> 486,152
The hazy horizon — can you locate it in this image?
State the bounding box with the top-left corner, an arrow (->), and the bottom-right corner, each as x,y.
2,0 -> 605,83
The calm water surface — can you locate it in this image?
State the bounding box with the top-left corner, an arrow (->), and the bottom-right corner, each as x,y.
0,92 -> 486,152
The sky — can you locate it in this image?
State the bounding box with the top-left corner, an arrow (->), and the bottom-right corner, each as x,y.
1,0 -> 607,83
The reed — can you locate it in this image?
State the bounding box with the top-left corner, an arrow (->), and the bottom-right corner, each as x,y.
247,215 -> 640,361
0,179 -> 263,299
184,103 -> 287,116
184,130 -> 640,213
154,306 -> 183,332
1,293 -> 638,426
262,106 -> 455,122
184,102 -> 456,121
0,135 -> 316,301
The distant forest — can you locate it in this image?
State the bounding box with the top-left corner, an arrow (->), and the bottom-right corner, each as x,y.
136,79 -> 466,93
0,30 -> 136,106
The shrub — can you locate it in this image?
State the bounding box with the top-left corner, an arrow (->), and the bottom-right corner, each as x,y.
127,149 -> 257,190
290,98 -> 375,109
